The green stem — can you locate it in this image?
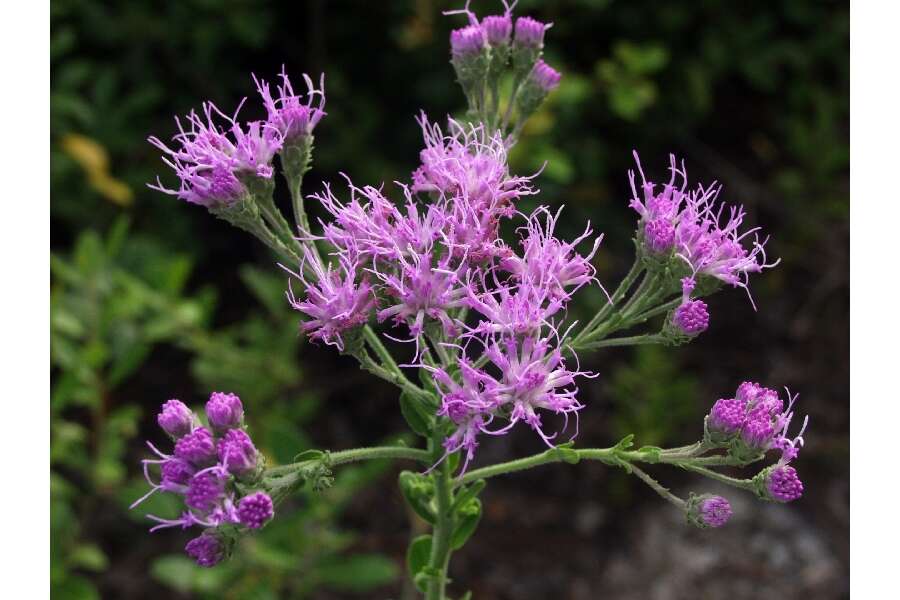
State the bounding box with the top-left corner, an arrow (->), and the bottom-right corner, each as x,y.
425,458 -> 454,600
265,446 -> 431,479
629,464 -> 685,508
361,326 -> 429,399
576,333 -> 666,351
679,464 -> 756,491
574,259 -> 643,343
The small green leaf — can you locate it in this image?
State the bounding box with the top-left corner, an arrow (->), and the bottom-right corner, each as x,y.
406,534 -> 433,579
637,445 -> 662,463
614,434 -> 635,451
398,471 -> 436,524
551,442 -> 581,464
450,498 -> 482,550
399,391 -> 434,437
69,544 -> 108,572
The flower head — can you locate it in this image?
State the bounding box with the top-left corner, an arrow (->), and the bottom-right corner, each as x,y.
254,69 -> 326,142
237,492 -> 275,529
514,16 -> 547,49
217,429 -> 259,477
186,469 -> 228,512
450,25 -> 487,59
765,465 -> 804,503
529,59 -> 561,92
175,427 -> 217,467
158,399 -> 194,439
148,102 -> 282,207
672,299 -> 709,336
284,248 -> 375,351
687,494 -> 733,528
206,392 -> 244,432
628,152 -> 779,300
482,14 -> 512,47
186,533 -> 228,568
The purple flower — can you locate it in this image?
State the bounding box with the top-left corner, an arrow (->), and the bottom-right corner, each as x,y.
206,392 -> 244,432
217,429 -> 259,477
284,247 -> 375,351
174,427 -> 217,467
628,152 -> 779,300
237,492 -> 275,529
157,399 -> 194,439
499,207 -> 603,302
450,25 -> 487,59
185,532 -> 227,568
698,496 -> 733,527
529,59 -> 561,92
486,334 -> 594,447
161,458 -> 196,489
148,102 -> 282,207
186,469 -> 228,512
765,465 -> 804,503
482,15 -> 512,47
514,16 -> 547,49
672,299 -> 709,336
464,277 -> 563,337
254,69 -> 326,142
707,398 -> 744,439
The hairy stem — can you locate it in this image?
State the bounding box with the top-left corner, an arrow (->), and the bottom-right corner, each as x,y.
425,445 -> 455,600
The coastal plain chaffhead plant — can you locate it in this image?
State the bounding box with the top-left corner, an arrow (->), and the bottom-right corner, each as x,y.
136,3 -> 808,598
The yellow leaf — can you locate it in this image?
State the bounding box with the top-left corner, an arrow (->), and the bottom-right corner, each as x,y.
60,133 -> 134,206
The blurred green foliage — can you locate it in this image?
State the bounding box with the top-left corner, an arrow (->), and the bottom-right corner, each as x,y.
51,0 -> 847,597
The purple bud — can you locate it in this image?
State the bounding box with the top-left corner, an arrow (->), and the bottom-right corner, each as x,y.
174,427 -> 217,467
185,532 -> 226,568
707,398 -> 744,438
766,465 -> 804,503
205,392 -> 244,432
160,458 -> 195,490
450,25 -> 486,59
529,59 -> 561,92
672,299 -> 709,336
698,496 -> 732,527
482,15 -> 512,46
157,399 -> 194,439
186,470 -> 227,512
644,218 -> 675,253
740,413 -> 776,451
217,429 -> 258,476
237,491 -> 274,529
514,16 -> 546,49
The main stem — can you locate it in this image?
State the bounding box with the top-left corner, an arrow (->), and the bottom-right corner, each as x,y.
426,451 -> 454,600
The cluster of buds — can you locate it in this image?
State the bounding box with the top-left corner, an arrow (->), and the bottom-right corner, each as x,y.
705,382 -> 808,503
132,394 -> 274,567
446,4 -> 560,127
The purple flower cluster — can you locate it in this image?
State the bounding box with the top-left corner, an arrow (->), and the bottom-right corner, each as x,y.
287,113 -> 601,468
628,152 -> 778,302
706,382 -> 808,503
149,70 -> 325,208
132,394 -> 274,567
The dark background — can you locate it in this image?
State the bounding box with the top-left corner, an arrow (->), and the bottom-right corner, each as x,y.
50,1 -> 848,598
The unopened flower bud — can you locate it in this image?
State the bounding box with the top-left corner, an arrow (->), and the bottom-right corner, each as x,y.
686,493 -> 733,528
672,299 -> 709,337
174,427 -> 217,467
758,465 -> 804,503
514,16 -> 546,49
206,392 -> 244,432
157,399 -> 194,439
516,59 -> 562,120
705,398 -> 744,443
186,469 -> 227,512
217,429 -> 259,476
185,532 -> 228,568
643,218 -> 675,254
237,491 -> 274,529
483,15 -> 512,47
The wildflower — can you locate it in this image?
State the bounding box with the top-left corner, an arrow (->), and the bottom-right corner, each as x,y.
670,279 -> 709,337
284,247 -> 376,351
185,532 -> 228,568
764,465 -> 804,503
513,16 -> 546,49
516,59 -> 562,118
148,102 -> 282,207
687,494 -> 733,528
186,469 -> 228,512
217,429 -> 259,477
237,492 -> 275,529
499,206 -> 602,302
698,496 -> 733,527
206,392 -> 244,432
628,152 -> 779,299
254,68 -> 326,143
482,14 -> 512,47
464,277 -> 564,338
175,427 -> 218,467
450,25 -> 487,59
706,398 -> 744,441
157,399 -> 194,439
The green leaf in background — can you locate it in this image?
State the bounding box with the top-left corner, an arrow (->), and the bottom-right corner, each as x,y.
313,554 -> 399,592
